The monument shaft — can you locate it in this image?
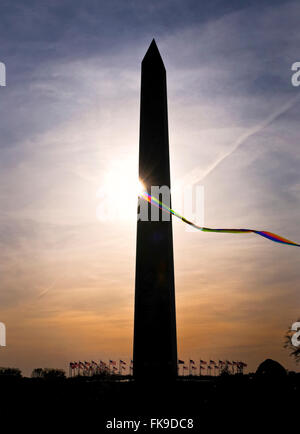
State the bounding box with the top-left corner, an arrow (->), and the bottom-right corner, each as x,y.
133,40 -> 178,379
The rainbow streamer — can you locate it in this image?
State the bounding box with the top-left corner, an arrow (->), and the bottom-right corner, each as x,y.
140,191 -> 300,247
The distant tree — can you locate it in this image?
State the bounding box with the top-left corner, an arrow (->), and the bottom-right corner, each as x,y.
31,368 -> 66,379
0,367 -> 22,377
284,319 -> 300,364
219,364 -> 232,376
42,368 -> 66,379
31,368 -> 44,378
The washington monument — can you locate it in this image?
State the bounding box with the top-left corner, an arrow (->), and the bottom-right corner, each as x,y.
133,40 -> 178,379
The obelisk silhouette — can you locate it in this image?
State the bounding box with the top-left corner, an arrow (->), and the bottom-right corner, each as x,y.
133,40 -> 178,379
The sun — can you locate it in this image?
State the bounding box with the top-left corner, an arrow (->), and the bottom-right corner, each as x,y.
96,160 -> 145,222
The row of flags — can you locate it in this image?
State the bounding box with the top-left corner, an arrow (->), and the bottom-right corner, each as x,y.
178,359 -> 247,366
178,359 -> 247,375
69,360 -> 133,376
69,359 -> 248,377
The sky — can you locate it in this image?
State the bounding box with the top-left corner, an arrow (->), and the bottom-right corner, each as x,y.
0,0 -> 300,376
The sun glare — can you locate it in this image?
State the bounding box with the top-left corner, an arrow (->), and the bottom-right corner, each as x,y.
137,179 -> 146,196
96,160 -> 144,222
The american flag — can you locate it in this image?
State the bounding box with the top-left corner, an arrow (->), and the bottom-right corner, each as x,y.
189,360 -> 195,364
109,360 -> 116,365
120,360 -> 126,365
200,360 -> 207,364
178,360 -> 185,364
210,360 -> 215,365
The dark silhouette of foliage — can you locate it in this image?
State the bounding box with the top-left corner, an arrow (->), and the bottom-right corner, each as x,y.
0,367 -> 22,377
31,368 -> 44,378
219,364 -> 232,376
31,368 -> 66,379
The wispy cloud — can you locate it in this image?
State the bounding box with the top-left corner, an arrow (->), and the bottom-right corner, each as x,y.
181,94 -> 300,186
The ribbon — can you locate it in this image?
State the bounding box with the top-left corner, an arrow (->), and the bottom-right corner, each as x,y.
140,191 -> 300,247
